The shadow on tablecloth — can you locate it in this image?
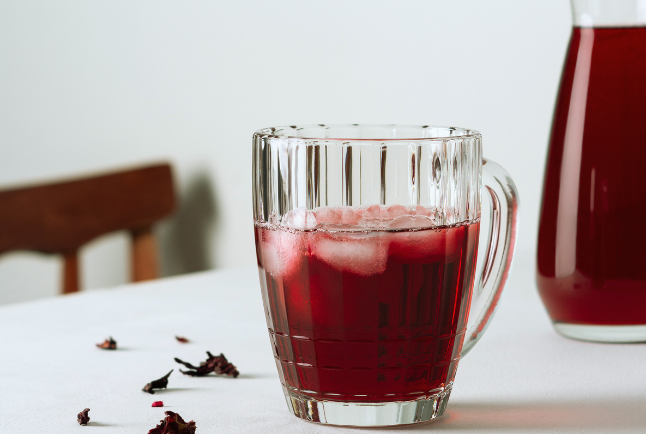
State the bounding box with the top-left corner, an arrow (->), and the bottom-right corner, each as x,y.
401,397 -> 646,432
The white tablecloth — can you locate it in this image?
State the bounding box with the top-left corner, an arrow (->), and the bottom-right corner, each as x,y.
1,253 -> 645,433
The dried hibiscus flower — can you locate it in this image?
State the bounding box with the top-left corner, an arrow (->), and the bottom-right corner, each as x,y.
142,370 -> 173,394
152,401 -> 164,407
175,336 -> 189,343
77,408 -> 90,425
96,337 -> 117,350
174,351 -> 239,378
148,411 -> 196,434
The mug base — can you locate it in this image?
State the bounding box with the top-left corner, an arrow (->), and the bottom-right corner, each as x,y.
281,384 -> 452,426
554,322 -> 646,343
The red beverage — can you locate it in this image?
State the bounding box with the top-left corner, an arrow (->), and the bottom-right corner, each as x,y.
255,206 -> 479,403
538,27 -> 646,325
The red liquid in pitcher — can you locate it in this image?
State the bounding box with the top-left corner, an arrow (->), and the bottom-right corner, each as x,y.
255,206 -> 479,402
538,27 -> 646,325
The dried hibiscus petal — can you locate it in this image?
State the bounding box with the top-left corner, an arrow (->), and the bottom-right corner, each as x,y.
175,351 -> 239,378
152,401 -> 164,407
96,337 -> 117,350
77,408 -> 90,425
214,354 -> 239,377
148,411 -> 196,434
175,336 -> 189,343
142,370 -> 173,394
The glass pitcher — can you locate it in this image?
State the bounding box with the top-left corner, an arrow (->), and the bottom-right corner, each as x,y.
537,0 -> 646,342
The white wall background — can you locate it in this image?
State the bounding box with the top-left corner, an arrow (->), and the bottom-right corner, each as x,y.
0,0 -> 572,305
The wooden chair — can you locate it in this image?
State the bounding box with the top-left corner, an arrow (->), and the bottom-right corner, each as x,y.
0,163 -> 175,294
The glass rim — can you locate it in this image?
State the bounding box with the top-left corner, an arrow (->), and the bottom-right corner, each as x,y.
254,124 -> 481,142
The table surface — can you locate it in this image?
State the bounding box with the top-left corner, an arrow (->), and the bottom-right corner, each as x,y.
1,252 -> 645,434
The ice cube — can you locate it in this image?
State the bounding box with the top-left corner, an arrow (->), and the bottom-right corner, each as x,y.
386,204 -> 412,218
312,233 -> 388,276
340,207 -> 360,225
357,204 -> 386,229
363,204 -> 383,220
282,207 -> 317,230
387,215 -> 435,230
358,219 -> 383,229
314,207 -> 341,225
414,205 -> 434,217
259,228 -> 307,277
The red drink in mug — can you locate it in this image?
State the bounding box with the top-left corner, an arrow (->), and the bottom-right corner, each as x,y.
256,205 -> 479,402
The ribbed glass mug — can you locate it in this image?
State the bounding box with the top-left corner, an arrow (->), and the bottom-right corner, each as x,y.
252,125 -> 519,426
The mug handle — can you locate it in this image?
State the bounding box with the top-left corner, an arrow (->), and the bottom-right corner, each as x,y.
461,158 -> 520,356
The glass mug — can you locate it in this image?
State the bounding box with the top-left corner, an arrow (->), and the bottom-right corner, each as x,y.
252,125 -> 519,426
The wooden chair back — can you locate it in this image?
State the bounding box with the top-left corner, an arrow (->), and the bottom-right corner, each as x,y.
0,163 -> 175,294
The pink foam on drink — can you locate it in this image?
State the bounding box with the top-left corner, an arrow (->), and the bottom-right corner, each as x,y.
315,207 -> 361,227
386,204 -> 410,219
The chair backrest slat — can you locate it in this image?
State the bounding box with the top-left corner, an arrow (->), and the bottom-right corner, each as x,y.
0,163 -> 175,293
